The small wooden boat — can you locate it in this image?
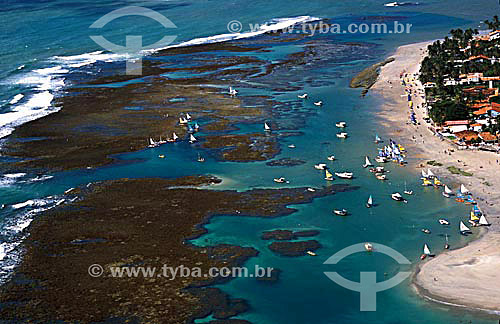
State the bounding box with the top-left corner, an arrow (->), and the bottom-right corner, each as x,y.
333,209 -> 348,216
336,132 -> 348,138
363,156 -> 373,168
314,163 -> 327,170
438,219 -> 449,225
335,172 -> 353,179
420,243 -> 433,260
460,221 -> 472,235
325,169 -> 334,181
391,192 -> 407,203
229,86 -> 238,96
366,195 -> 373,208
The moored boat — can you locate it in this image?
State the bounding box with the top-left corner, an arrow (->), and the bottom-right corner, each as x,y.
366,195 -> 373,208
325,169 -> 334,181
335,172 -> 353,179
364,243 -> 373,252
391,192 -> 407,203
333,209 -> 348,216
336,132 -> 348,138
460,221 -> 472,235
363,156 -> 373,168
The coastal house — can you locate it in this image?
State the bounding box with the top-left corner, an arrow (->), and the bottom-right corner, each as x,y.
470,123 -> 483,132
489,30 -> 500,40
454,130 -> 479,143
444,78 -> 459,86
423,82 -> 436,88
479,131 -> 498,143
459,73 -> 483,84
444,120 -> 470,133
468,55 -> 491,63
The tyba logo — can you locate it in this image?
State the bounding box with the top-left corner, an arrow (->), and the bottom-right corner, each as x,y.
323,243 -> 411,311
89,6 -> 177,75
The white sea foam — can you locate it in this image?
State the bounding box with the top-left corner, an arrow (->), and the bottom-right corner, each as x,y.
9,93 -> 24,105
11,198 -> 54,210
0,173 -> 27,187
53,51 -> 131,68
153,16 -> 321,51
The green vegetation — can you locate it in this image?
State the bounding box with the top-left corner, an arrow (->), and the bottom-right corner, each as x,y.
350,57 -> 395,93
419,16 -> 500,124
447,166 -> 473,176
427,160 -> 443,166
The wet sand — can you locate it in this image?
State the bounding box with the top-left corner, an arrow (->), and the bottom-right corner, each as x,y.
372,41 -> 500,313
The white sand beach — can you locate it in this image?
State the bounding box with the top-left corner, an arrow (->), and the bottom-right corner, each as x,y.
372,41 -> 500,312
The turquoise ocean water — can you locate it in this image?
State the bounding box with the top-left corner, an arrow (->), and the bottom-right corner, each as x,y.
0,0 -> 499,323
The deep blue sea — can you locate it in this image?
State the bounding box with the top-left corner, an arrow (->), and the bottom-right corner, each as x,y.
1,0 -> 499,323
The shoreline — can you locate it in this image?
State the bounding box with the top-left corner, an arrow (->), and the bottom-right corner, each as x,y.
372,41 -> 500,313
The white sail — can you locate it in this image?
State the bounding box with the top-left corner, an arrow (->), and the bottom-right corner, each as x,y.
421,169 -> 427,178
427,169 -> 435,177
264,122 -> 270,131
423,244 -> 431,255
325,169 -> 333,180
179,117 -> 187,124
444,185 -> 453,194
186,113 -> 192,120
365,156 -> 372,166
460,221 -> 471,232
189,134 -> 197,142
460,184 -> 469,194
149,138 -> 155,146
479,215 -> 490,226
172,132 -> 178,140
367,195 -> 373,205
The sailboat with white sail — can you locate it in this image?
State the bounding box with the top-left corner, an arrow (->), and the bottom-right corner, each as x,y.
427,169 -> 435,178
363,156 -> 373,168
420,169 -> 428,179
189,134 -> 197,143
443,185 -> 453,198
168,132 -> 179,142
148,138 -> 158,148
479,215 -> 490,226
185,113 -> 192,120
179,117 -> 188,125
264,122 -> 271,132
421,243 -> 433,260
460,221 -> 472,235
374,134 -> 381,144
366,195 -> 373,208
460,184 -> 470,195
